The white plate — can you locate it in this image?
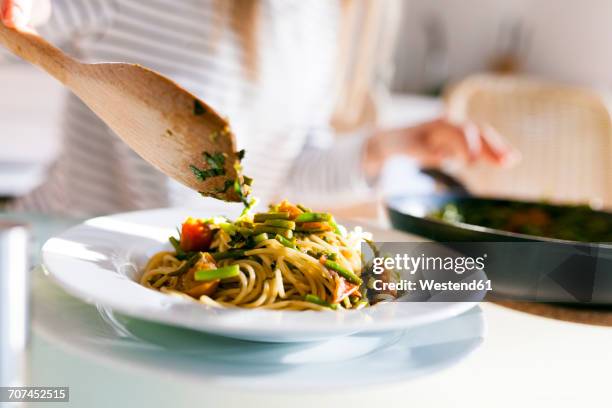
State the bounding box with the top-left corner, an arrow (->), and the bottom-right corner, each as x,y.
32,269 -> 485,392
42,206 -> 478,342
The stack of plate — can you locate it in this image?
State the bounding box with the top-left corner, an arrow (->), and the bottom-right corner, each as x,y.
38,208 -> 485,389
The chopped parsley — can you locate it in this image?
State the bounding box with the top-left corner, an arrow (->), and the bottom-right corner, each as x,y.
191,148 -> 252,207
189,165 -> 224,182
216,179 -> 235,193
204,152 -> 226,169
190,151 -> 227,182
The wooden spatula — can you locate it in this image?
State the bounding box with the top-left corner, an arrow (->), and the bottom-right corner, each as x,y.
0,23 -> 248,203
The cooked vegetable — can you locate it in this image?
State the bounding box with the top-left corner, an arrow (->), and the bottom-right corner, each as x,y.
295,222 -> 332,232
295,212 -> 331,223
141,200 -> 391,311
180,218 -> 213,252
324,260 -> 363,285
328,216 -> 342,235
304,294 -> 338,310
264,219 -> 296,229
169,236 -> 187,259
212,249 -> 247,260
430,201 -> 612,242
195,264 -> 241,281
253,212 -> 291,222
252,233 -> 269,244
167,252 -> 201,276
276,201 -> 302,219
297,204 -> 312,212
275,234 -> 296,249
177,252 -> 219,298
253,225 -> 293,238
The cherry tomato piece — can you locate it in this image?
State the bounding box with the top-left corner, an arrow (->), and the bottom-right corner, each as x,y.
180,218 -> 213,252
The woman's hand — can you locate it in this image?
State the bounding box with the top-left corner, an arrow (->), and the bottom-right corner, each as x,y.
364,118 -> 520,177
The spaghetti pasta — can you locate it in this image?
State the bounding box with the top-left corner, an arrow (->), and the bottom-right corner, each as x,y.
140,200 -> 375,310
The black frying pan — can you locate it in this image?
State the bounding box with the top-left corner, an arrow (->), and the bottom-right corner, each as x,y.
386,170 -> 612,304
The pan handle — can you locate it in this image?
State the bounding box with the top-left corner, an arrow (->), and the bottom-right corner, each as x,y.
420,168 -> 471,196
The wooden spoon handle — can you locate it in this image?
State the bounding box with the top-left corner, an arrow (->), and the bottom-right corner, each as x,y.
0,23 -> 77,83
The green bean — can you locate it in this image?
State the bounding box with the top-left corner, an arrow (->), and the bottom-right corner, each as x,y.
342,297 -> 351,308
212,249 -> 246,260
218,222 -> 237,235
295,226 -> 329,233
275,234 -> 296,249
294,212 -> 331,222
304,294 -> 338,310
328,216 -> 342,235
296,204 -> 311,213
253,225 -> 293,238
264,219 -> 296,229
324,260 -> 363,285
252,233 -> 269,244
195,264 -> 240,281
167,252 -> 201,276
169,236 -> 187,259
253,212 -> 291,222
349,295 -> 361,304
235,226 -> 254,236
325,252 -> 337,261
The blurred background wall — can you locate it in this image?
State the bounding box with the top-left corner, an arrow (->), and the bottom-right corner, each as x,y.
392,0 -> 612,93
0,58 -> 62,197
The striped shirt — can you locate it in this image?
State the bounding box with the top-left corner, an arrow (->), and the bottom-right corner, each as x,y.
15,0 -> 372,216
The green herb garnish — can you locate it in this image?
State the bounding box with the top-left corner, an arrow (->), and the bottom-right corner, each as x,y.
190,165 -> 224,182
190,146 -> 252,208
204,152 -> 225,169
190,151 -> 227,182
216,179 -> 234,193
